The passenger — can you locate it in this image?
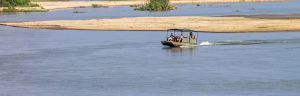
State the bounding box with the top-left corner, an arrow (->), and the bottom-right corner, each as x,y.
173,36 -> 177,42
193,35 -> 196,39
168,37 -> 172,41
189,32 -> 196,39
175,36 -> 180,42
180,33 -> 184,42
168,33 -> 175,41
170,33 -> 174,37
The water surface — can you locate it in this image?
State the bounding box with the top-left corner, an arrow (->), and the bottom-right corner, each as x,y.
0,25 -> 300,96
1,1 -> 300,96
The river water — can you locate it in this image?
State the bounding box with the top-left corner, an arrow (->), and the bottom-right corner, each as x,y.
0,1 -> 300,96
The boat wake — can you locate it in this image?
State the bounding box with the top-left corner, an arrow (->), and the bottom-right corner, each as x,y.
199,41 -> 214,46
199,39 -> 300,46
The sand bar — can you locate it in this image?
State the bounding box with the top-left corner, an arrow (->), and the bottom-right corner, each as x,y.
0,0 -> 287,12
35,0 -> 286,10
1,16 -> 300,32
224,14 -> 300,19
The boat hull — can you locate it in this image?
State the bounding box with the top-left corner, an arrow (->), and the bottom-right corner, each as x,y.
161,41 -> 184,47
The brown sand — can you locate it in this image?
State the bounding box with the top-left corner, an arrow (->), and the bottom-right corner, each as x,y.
224,14 -> 300,19
1,16 -> 300,32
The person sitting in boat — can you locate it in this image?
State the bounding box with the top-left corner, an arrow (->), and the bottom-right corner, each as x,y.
170,33 -> 174,37
168,33 -> 174,41
175,36 -> 180,42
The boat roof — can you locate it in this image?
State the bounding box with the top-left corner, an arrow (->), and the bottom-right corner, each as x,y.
167,29 -> 195,32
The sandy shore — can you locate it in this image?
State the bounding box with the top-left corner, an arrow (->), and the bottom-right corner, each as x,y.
0,7 -> 48,12
35,0 -> 286,10
224,14 -> 300,19
1,16 -> 300,32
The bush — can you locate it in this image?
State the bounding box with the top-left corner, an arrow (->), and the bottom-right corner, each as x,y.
135,0 -> 176,11
0,0 -> 31,7
91,4 -> 108,8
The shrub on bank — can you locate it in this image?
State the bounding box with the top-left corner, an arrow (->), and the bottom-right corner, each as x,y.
135,0 -> 176,11
0,0 -> 31,7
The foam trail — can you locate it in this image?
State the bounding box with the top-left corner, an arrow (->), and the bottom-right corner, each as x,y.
199,41 -> 214,46
198,39 -> 299,46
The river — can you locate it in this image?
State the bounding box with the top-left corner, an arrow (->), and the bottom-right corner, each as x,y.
0,1 -> 300,96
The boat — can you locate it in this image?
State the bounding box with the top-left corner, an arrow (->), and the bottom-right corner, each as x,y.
161,29 -> 199,47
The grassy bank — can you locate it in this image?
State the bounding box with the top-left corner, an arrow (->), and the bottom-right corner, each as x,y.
0,0 -> 45,12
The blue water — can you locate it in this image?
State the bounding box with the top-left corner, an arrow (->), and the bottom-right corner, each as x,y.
1,1 -> 300,96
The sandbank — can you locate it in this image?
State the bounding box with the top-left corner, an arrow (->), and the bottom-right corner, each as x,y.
0,0 -> 286,12
1,16 -> 300,32
35,0 -> 286,10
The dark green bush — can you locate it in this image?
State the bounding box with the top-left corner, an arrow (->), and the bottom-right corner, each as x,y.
0,0 -> 31,7
135,0 -> 176,11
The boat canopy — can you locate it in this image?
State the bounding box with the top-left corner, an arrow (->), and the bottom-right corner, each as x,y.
167,29 -> 195,32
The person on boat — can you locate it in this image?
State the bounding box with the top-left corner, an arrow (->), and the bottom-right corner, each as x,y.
189,32 -> 196,39
168,36 -> 172,41
168,33 -> 174,41
170,33 -> 174,37
180,33 -> 184,42
175,36 -> 180,42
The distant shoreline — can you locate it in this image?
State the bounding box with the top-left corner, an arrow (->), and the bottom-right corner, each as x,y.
0,0 -> 287,12
36,0 -> 287,10
1,14 -> 300,33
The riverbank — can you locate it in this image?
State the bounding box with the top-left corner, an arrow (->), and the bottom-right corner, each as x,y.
35,0 -> 286,10
0,0 -> 287,12
224,14 -> 300,19
0,7 -> 48,12
1,15 -> 300,32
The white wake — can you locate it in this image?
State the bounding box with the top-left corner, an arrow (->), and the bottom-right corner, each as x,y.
199,41 -> 214,46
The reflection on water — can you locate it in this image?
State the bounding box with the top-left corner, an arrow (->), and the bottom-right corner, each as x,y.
162,47 -> 197,54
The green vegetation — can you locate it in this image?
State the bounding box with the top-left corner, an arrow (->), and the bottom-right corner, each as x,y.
2,7 -> 47,12
0,0 -> 31,8
0,0 -> 39,8
91,4 -> 109,8
0,0 -> 43,12
31,0 -> 69,2
135,0 -> 176,11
